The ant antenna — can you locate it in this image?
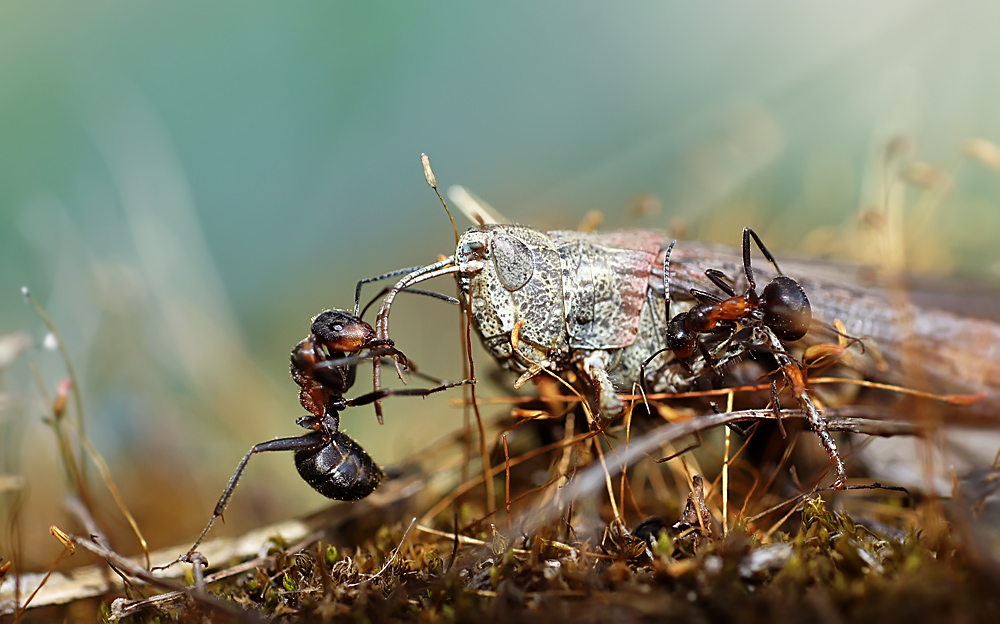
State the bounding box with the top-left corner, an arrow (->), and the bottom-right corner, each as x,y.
662,240 -> 677,324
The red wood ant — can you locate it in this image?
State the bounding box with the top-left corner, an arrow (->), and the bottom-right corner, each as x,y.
665,228 -> 811,361
663,228 -> 847,488
168,310 -> 468,566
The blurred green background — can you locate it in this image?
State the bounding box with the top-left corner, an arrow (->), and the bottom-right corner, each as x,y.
4,1 -> 1000,567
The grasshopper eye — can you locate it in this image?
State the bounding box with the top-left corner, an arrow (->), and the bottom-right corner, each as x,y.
491,234 -> 534,291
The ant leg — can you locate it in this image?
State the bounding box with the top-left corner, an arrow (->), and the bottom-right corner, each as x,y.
704,268 -> 737,297
315,347 -> 411,392
638,281 -> 674,395
741,227 -> 758,292
404,363 -> 463,386
693,323 -> 742,374
769,380 -> 787,439
317,346 -> 406,371
708,398 -> 757,437
761,329 -> 847,488
166,434 -> 328,568
325,349 -> 454,387
797,388 -> 846,489
696,337 -> 718,372
690,289 -> 724,304
744,227 -> 786,277
638,347 -> 671,395
346,378 -> 474,408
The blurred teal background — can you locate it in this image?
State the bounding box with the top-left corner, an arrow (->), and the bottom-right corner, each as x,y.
4,1 -> 1000,566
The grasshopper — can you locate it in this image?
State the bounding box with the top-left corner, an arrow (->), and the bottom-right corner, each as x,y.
375,225 -> 676,416
372,222 -> 856,485
366,176 -> 1000,490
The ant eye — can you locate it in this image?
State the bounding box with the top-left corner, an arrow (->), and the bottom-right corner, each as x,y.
311,310 -> 376,350
761,276 -> 811,341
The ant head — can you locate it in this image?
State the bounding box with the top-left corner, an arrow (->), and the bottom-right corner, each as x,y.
760,276 -> 811,341
311,310 -> 377,353
294,431 -> 383,501
666,312 -> 698,359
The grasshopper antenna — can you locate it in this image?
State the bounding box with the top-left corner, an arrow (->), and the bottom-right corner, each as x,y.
422,153 -> 459,245
417,155 -> 491,509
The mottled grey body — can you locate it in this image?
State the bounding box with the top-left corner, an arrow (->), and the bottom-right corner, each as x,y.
373,221 -> 1000,489
453,224 -> 683,418
379,222 -> 1000,418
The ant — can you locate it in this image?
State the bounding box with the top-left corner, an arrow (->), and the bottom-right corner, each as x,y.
166,310 -> 468,566
665,228 -> 811,362
663,228 -> 848,489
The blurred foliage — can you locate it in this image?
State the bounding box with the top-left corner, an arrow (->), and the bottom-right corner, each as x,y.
76,496 -> 1000,623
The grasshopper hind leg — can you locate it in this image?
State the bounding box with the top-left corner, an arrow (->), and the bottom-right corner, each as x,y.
580,350 -> 624,425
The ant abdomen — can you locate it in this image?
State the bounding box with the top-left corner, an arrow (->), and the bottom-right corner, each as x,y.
294,431 -> 384,501
760,276 -> 811,341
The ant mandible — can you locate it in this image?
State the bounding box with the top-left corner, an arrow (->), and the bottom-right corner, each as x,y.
663,228 -> 847,489
169,310 -> 468,566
